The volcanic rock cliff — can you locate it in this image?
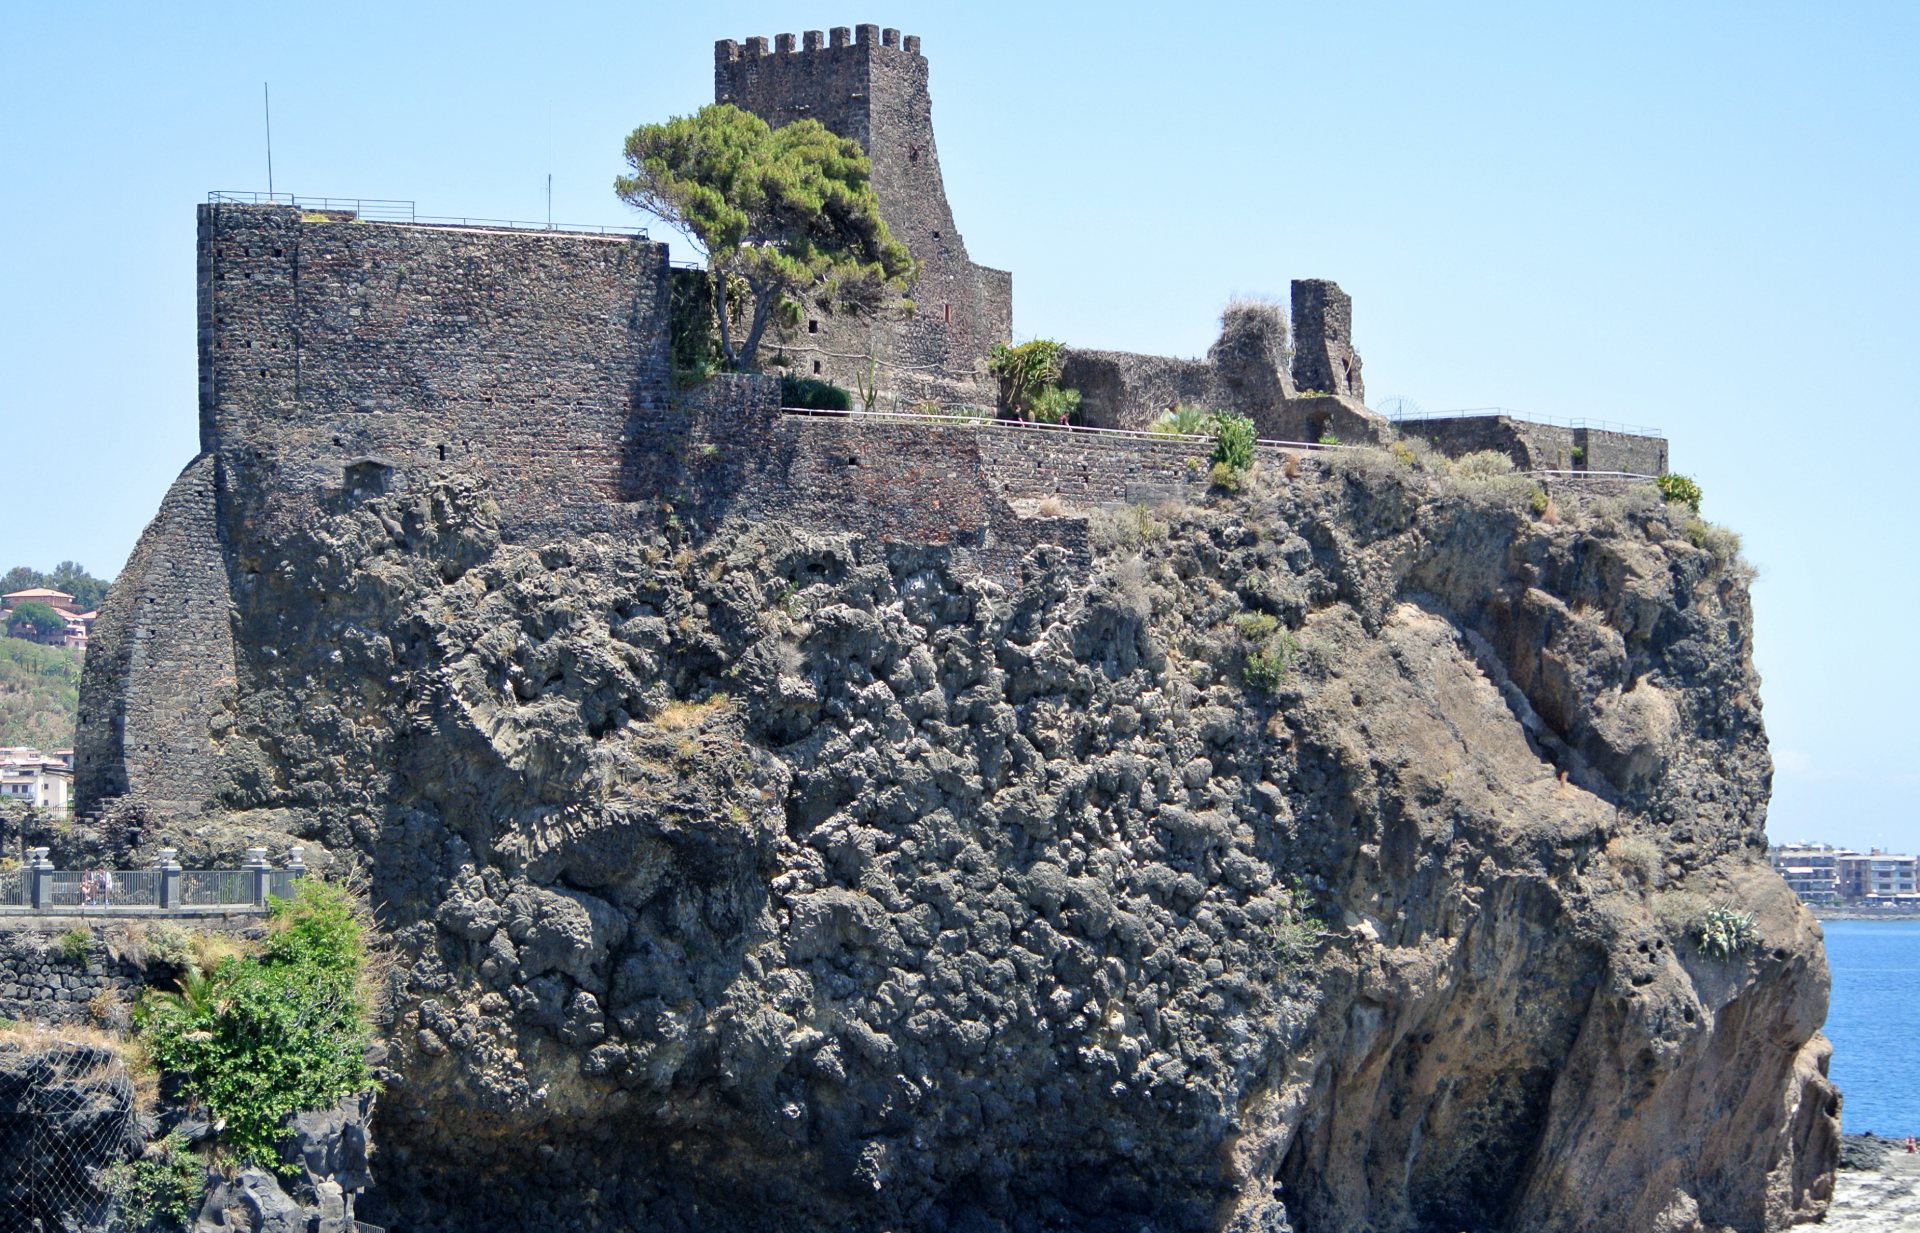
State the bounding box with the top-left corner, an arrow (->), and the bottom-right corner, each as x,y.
89,446 -> 1835,1232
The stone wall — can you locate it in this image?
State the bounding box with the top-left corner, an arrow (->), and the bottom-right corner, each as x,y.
1063,295 -> 1393,447
680,376 -> 1223,578
0,927 -> 151,1025
198,202 -> 671,542
1291,279 -> 1364,400
1396,415 -> 1668,475
75,454 -> 235,817
0,918 -> 265,1026
1060,349 -> 1215,429
716,28 -> 1012,407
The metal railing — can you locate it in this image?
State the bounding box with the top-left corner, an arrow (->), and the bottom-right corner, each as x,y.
777,404 -> 1351,453
181,870 -> 249,908
1527,468 -> 1660,481
1391,406 -> 1664,438
206,191 -> 647,237
0,847 -> 309,914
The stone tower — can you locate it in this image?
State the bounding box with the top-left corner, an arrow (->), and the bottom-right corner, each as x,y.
715,26 -> 1011,408
1290,279 -> 1365,402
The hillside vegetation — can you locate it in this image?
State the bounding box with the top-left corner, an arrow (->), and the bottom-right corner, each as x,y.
0,639 -> 81,748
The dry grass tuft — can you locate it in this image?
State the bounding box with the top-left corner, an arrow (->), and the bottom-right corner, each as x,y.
653,695 -> 732,732
0,1019 -> 128,1055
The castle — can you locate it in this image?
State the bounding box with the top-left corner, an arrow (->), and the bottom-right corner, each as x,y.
74,25 -> 1668,821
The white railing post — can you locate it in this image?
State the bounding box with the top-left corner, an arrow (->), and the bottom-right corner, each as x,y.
26,848 -> 50,911
245,847 -> 271,908
157,849 -> 181,910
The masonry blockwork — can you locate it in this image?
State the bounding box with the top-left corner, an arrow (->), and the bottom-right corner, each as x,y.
715,29 -> 1011,408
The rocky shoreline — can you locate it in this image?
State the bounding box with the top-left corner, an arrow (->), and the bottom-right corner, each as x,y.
1827,1135 -> 1920,1230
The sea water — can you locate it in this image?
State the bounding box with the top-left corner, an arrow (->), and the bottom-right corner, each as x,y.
1822,919 -> 1920,1138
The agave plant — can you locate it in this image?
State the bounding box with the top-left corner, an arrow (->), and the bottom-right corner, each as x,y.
1698,904 -> 1758,958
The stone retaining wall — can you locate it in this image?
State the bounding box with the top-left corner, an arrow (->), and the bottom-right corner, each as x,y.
0,919 -> 257,1026
0,928 -> 148,1026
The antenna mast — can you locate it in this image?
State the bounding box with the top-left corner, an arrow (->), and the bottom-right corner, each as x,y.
263,83 -> 275,198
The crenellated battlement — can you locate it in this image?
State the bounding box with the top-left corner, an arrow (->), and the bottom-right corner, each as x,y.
715,25 -> 921,65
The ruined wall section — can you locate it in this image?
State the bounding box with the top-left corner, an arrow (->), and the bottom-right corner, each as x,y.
75,455 -> 235,817
1059,349 -> 1216,430
1396,415 -> 1668,476
199,203 -> 671,543
716,28 -> 1011,407
1291,279 -> 1364,400
678,376 -> 1219,577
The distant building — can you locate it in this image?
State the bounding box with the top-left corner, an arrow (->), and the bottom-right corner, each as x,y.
1772,843 -> 1920,905
2,588 -> 78,614
1837,851 -> 1920,900
0,589 -> 92,649
0,750 -> 72,812
1771,844 -> 1844,902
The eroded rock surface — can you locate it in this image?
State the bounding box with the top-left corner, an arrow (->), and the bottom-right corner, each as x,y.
112,459 -> 1833,1232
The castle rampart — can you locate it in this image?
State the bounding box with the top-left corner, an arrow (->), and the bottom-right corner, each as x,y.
715,28 -> 1011,408
1392,413 -> 1668,476
197,203 -> 672,541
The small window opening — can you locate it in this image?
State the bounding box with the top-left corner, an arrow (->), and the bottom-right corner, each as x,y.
813,360 -> 823,374
437,444 -> 448,461
943,303 -> 952,324
808,319 -> 820,334
932,230 -> 941,239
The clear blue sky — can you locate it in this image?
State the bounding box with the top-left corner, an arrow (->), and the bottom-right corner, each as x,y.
2,2 -> 1914,850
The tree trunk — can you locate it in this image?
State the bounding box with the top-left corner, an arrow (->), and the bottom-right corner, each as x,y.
738,282 -> 780,372
713,267 -> 740,370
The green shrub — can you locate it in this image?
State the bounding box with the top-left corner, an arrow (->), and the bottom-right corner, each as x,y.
58,928 -> 92,967
144,924 -> 193,968
1268,882 -> 1322,970
1209,461 -> 1249,492
1682,516 -> 1743,571
1450,450 -> 1516,479
1529,485 -> 1550,516
1697,903 -> 1757,958
1570,445 -> 1586,464
779,375 -> 852,411
1030,385 -> 1082,425
1317,433 -> 1340,446
107,1132 -> 205,1230
1150,405 -> 1216,437
1211,413 -> 1256,472
1234,612 -> 1280,641
1088,503 -> 1167,551
1244,632 -> 1298,692
989,339 -> 1079,422
137,882 -> 373,1170
1657,472 -> 1703,512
